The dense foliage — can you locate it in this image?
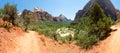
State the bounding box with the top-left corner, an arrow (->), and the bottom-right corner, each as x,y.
0,8 -> 3,17
18,3 -> 114,49
18,19 -> 70,38
23,14 -> 33,31
0,3 -> 17,31
3,3 -> 17,26
89,3 -> 113,39
70,3 -> 114,49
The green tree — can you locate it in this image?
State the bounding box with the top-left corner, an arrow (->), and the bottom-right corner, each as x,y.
72,3 -> 113,49
24,14 -> 33,31
90,3 -> 105,23
0,8 -> 3,18
89,3 -> 113,39
73,17 -> 99,49
3,3 -> 17,26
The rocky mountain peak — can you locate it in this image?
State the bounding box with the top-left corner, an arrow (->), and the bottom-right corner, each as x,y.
20,8 -> 71,22
59,14 -> 67,19
34,7 -> 43,12
20,9 -> 53,21
75,0 -> 117,20
53,14 -> 72,22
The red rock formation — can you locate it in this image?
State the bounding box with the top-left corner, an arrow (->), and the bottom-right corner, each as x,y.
75,0 -> 117,20
21,8 -> 53,21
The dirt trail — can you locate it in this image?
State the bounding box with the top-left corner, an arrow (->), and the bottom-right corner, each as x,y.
14,31 -> 41,53
87,23 -> 120,53
0,27 -> 81,53
105,23 -> 120,53
1,23 -> 120,53
0,28 -> 41,53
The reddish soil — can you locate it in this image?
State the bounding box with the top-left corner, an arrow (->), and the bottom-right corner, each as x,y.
0,23 -> 120,53
0,27 -> 81,53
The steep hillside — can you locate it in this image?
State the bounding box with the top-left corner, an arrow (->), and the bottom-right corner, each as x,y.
21,8 -> 53,21
75,0 -> 117,20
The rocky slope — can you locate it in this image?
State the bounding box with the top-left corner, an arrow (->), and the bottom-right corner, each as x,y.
53,14 -> 71,22
21,8 -> 53,21
20,7 -> 71,22
117,10 -> 120,18
75,0 -> 117,20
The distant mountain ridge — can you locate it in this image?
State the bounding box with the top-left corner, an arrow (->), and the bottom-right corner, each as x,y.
20,7 -> 71,22
53,14 -> 72,22
75,0 -> 117,20
21,8 -> 53,21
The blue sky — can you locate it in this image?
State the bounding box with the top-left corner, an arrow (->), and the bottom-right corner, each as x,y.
0,0 -> 120,20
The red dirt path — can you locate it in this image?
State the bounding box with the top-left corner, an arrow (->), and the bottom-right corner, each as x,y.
0,23 -> 120,53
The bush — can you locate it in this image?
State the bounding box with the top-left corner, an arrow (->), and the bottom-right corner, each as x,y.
76,35 -> 98,49
73,16 -> 113,49
70,17 -> 98,49
19,19 -> 70,40
23,14 -> 33,31
0,18 -> 13,31
0,18 -> 4,27
74,30 -> 99,49
3,3 -> 17,26
4,21 -> 13,31
0,8 -> 3,18
75,30 -> 98,49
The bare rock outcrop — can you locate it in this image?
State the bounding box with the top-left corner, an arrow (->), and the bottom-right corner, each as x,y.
75,0 -> 117,20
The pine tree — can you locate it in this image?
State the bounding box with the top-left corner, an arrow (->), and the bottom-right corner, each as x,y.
90,3 -> 105,23
89,3 -> 113,40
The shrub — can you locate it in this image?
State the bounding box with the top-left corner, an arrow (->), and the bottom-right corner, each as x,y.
19,20 -> 70,39
3,3 -> 17,26
73,16 -> 113,49
0,18 -> 4,27
23,14 -> 33,31
4,21 -> 13,31
76,33 -> 98,49
0,8 -> 3,18
74,29 -> 99,49
0,18 -> 13,31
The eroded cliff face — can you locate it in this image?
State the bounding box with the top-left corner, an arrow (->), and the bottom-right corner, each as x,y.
21,8 -> 53,21
20,7 -> 71,22
75,0 -> 117,20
